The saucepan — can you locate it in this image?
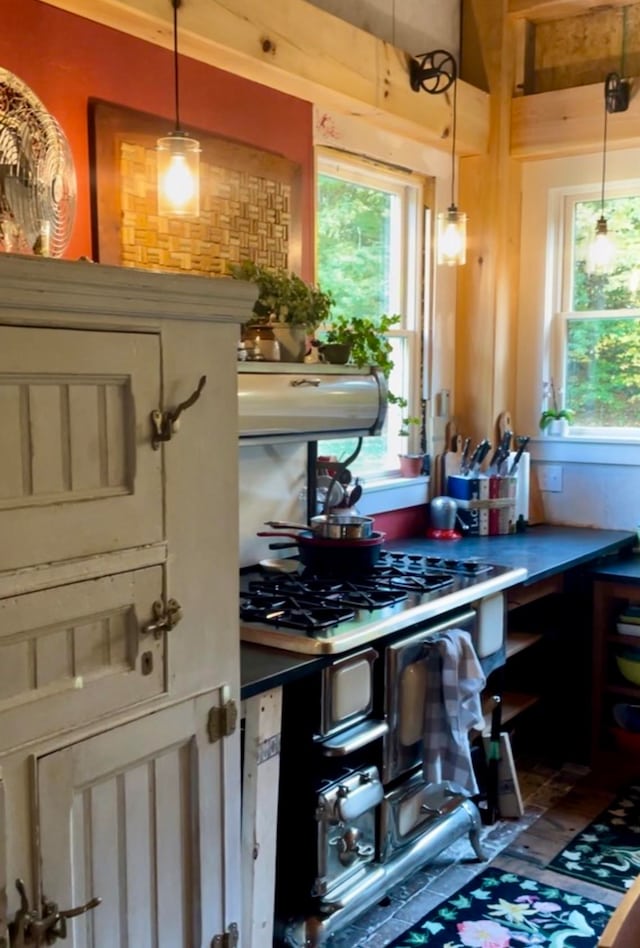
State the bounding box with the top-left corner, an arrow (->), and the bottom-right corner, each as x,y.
264,515 -> 374,540
257,530 -> 386,573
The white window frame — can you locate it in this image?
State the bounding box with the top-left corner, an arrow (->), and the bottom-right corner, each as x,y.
549,182 -> 640,442
315,149 -> 427,482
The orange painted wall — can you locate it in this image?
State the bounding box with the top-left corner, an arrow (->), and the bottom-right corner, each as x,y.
1,1 -> 314,270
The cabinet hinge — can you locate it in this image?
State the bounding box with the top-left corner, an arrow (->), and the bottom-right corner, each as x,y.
207,700 -> 238,743
211,921 -> 239,946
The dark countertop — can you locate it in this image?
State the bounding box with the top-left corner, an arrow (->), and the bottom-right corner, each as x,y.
591,553 -> 640,583
240,524 -> 636,700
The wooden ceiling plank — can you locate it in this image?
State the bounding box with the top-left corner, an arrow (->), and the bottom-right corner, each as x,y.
39,0 -> 489,155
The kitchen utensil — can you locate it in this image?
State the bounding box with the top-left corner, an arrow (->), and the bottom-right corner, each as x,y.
429,496 -> 458,531
317,475 -> 346,509
259,558 -> 300,574
460,437 -> 471,474
348,483 -> 363,507
257,530 -> 386,572
323,438 -> 363,515
264,515 -> 374,539
509,436 -> 530,474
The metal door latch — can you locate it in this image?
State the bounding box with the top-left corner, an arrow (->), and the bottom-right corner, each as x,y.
151,374 -> 207,449
8,878 -> 101,946
211,922 -> 239,947
143,599 -> 183,639
207,700 -> 238,744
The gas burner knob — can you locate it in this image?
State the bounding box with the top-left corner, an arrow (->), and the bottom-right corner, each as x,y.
407,554 -> 422,563
358,771 -> 372,784
426,556 -> 441,566
443,559 -> 459,568
390,553 -> 405,561
461,560 -> 481,572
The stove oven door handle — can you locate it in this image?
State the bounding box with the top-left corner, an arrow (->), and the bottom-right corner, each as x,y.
321,720 -> 389,757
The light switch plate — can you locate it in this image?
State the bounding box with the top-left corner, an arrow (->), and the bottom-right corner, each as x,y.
539,464 -> 563,492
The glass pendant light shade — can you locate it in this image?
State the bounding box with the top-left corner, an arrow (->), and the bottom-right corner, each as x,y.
157,131 -> 200,216
157,0 -> 200,217
586,215 -> 615,275
437,205 -> 467,266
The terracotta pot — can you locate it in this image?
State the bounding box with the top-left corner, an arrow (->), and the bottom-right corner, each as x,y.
398,454 -> 423,477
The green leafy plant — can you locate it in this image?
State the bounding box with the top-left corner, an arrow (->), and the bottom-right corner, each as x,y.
539,378 -> 575,430
228,260 -> 334,333
320,313 -> 401,398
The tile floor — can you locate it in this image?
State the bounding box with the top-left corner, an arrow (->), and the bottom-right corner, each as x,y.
324,758 -> 594,947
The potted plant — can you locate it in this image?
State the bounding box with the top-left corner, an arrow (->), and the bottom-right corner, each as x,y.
397,402 -> 424,476
229,260 -> 334,361
318,313 -> 400,373
539,379 -> 574,435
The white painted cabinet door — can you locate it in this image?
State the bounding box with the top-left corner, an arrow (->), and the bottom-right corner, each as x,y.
0,566 -> 166,752
37,692 -> 239,948
0,325 -> 162,572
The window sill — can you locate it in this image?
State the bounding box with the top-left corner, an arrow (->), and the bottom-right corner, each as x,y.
356,474 -> 429,515
530,435 -> 640,465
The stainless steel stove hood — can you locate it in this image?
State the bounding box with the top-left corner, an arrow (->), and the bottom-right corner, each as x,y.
238,363 -> 388,443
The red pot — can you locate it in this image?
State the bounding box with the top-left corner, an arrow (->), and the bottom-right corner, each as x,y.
256,530 -> 386,573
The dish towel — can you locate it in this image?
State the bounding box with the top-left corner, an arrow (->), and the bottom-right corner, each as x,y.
422,628 -> 486,795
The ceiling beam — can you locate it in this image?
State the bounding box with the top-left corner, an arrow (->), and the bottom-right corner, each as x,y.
511,79 -> 640,158
40,0 -> 489,156
507,0 -> 631,22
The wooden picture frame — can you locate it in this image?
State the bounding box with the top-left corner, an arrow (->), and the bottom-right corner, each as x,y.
88,99 -> 302,275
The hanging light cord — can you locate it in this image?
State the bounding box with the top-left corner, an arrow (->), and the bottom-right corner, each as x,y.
450,64 -> 458,208
600,86 -> 609,216
172,0 -> 182,132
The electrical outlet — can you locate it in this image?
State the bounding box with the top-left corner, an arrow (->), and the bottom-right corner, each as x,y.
539,464 -> 563,492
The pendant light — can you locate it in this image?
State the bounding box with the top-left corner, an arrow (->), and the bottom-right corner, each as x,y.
409,49 -> 466,266
436,67 -> 466,267
157,0 -> 200,217
586,72 -> 629,275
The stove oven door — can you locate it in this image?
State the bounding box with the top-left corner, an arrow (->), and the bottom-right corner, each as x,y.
382,608 -> 476,784
312,764 -> 383,899
316,647 -> 378,740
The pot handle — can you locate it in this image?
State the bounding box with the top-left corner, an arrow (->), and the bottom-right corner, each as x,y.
257,531 -> 302,541
264,520 -> 310,531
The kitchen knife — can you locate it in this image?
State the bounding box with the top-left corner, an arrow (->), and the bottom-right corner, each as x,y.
460,436 -> 471,474
509,435 -> 531,474
467,441 -> 483,474
473,439 -> 492,473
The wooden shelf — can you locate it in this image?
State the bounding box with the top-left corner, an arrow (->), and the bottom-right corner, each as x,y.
482,691 -> 540,734
506,631 -> 543,659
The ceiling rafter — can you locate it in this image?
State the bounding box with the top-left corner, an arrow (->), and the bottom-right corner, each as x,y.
40,0 -> 490,156
508,0 -> 632,23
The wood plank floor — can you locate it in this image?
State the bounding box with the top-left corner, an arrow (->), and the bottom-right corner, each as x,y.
328,753 -> 638,947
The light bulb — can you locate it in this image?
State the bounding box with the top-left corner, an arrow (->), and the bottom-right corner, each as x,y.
161,154 -> 196,208
437,206 -> 467,266
157,132 -> 200,217
586,216 -> 615,275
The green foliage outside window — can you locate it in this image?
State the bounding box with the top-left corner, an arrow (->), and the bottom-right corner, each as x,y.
567,196 -> 640,427
316,171 -> 410,474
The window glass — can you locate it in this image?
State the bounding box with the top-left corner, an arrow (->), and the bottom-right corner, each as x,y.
316,155 -> 424,476
558,193 -> 640,432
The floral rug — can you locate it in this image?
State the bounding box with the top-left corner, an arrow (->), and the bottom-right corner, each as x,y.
548,781 -> 640,893
386,868 -> 611,947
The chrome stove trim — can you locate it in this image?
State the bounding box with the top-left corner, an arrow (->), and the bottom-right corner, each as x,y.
279,798 -> 485,947
240,567 -> 527,654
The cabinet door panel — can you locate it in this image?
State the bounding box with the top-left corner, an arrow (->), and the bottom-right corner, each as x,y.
0,326 -> 162,571
37,693 -> 235,948
0,566 -> 165,750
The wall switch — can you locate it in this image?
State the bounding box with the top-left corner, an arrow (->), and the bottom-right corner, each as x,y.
539,464 -> 563,492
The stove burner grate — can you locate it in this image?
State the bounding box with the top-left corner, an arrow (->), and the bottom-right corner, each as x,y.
240,591 -> 356,633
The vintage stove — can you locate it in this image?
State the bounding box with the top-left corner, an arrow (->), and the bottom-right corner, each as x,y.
240,549 -> 527,655
241,549 -> 528,948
